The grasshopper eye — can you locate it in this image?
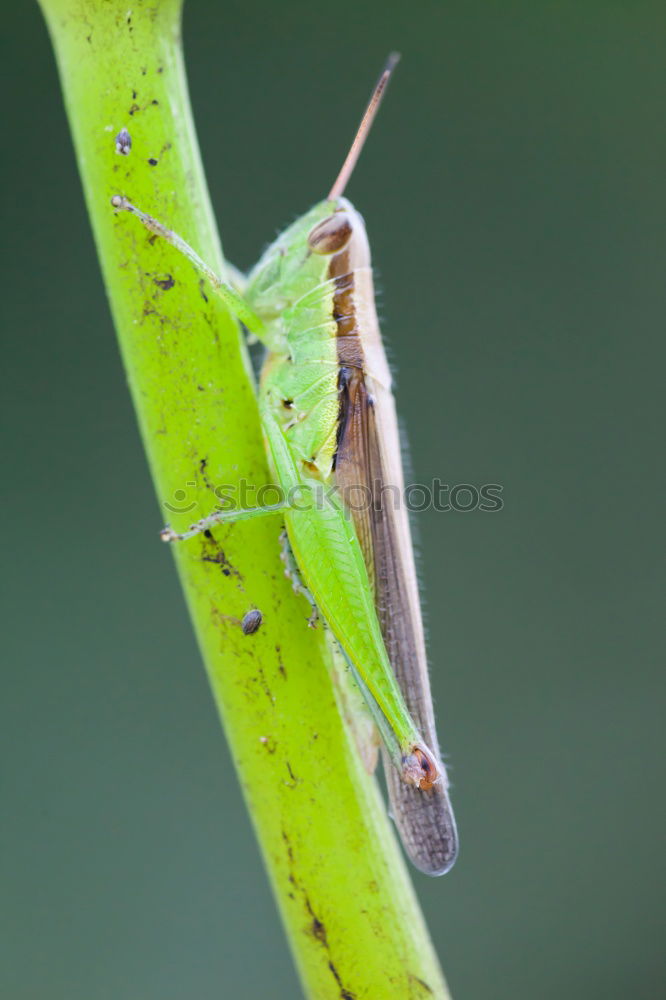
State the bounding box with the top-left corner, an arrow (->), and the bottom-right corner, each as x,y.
307,213 -> 353,255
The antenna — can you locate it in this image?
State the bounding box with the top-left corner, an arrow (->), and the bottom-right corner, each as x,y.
328,52 -> 400,201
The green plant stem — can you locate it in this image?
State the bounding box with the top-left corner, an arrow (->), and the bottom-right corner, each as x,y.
38,1 -> 451,996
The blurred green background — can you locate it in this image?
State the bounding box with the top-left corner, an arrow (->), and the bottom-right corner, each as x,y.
2,2 -> 664,997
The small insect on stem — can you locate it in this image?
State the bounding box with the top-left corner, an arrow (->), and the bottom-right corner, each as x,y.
241,609 -> 263,635
115,127 -> 131,156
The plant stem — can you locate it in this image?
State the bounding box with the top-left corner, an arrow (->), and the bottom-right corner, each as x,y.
38,1 -> 451,996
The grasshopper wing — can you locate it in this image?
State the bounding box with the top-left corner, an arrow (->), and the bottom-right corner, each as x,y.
334,346 -> 458,876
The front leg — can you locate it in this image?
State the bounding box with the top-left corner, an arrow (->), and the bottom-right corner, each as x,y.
111,195 -> 265,339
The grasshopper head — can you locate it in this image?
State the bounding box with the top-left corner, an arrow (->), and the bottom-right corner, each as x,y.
245,197 -> 367,322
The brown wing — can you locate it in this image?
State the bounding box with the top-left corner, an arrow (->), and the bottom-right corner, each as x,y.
334,364 -> 458,875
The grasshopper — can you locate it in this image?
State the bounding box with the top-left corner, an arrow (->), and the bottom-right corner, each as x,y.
112,55 -> 458,876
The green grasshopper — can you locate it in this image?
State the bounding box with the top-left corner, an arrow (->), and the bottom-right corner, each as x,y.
112,55 -> 458,876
